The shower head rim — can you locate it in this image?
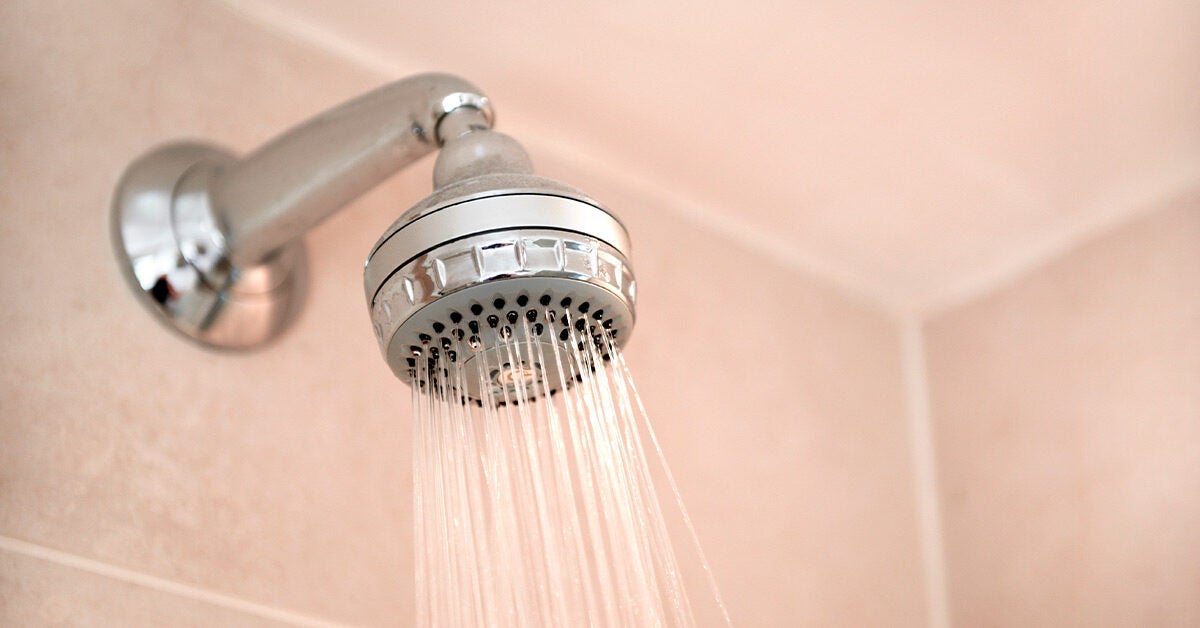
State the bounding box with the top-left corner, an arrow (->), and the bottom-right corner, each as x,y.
364,191 -> 632,305
366,172 -> 627,258
368,188 -> 626,259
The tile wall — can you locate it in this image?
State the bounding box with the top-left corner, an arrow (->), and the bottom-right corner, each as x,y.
0,0 -> 922,625
1,0 -> 1196,625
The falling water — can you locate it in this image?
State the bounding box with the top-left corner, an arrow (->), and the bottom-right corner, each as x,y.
410,307 -> 730,626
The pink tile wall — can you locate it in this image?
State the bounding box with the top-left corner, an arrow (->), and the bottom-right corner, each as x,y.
0,0 -> 923,625
0,547 -> 285,627
543,159 -> 927,626
10,0 -> 1194,625
925,199 -> 1200,626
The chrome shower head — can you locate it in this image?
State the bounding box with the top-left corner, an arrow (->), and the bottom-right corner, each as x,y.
110,73 -> 636,398
365,129 -> 636,402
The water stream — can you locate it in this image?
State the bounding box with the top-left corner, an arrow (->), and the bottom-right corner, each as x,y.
410,310 -> 730,626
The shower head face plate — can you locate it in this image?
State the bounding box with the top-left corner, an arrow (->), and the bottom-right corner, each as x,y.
365,188 -> 636,402
386,276 -> 633,401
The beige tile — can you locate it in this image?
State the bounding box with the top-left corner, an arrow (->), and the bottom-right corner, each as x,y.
0,1 -> 925,625
0,0 -> 423,624
540,155 -> 927,626
926,199 -> 1200,626
0,545 -> 287,627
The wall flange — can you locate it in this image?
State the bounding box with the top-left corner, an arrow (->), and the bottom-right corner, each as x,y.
111,142 -> 306,348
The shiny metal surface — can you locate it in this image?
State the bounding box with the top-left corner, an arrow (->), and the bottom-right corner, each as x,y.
363,192 -> 632,303
111,71 -> 640,390
112,73 -> 494,349
111,143 -> 306,348
434,93 -> 494,139
212,73 -> 492,268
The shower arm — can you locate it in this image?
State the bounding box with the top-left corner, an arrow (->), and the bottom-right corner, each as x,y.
111,72 -> 527,349
213,73 -> 494,268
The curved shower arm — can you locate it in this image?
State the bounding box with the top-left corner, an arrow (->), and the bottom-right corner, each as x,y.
212,72 -> 494,267
111,71 -> 538,349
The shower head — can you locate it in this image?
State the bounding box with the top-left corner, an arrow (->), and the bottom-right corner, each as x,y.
111,73 -> 636,398
365,122 -> 636,401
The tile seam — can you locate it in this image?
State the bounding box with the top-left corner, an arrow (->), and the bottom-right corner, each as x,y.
212,0 -> 903,313
913,160 -> 1200,316
0,535 -> 355,628
213,0 -> 1200,319
899,317 -> 951,628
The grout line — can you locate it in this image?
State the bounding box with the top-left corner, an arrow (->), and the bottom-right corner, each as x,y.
529,142 -> 900,309
219,0 -> 1200,322
914,159 -> 1200,316
218,0 -> 399,78
899,317 -> 950,628
0,536 -> 354,628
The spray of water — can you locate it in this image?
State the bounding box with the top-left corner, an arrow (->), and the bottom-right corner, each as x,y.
410,308 -> 730,626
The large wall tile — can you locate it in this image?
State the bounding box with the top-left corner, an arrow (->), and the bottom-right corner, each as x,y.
925,199 -> 1200,626
0,0 -> 422,624
0,0 -> 926,626
541,157 -> 927,626
0,546 -> 287,627
232,0 -> 1200,303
